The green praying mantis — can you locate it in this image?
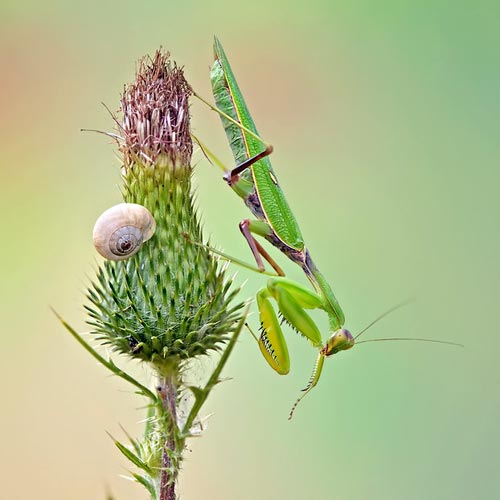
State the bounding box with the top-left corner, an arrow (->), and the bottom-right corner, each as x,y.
193,38 -> 461,419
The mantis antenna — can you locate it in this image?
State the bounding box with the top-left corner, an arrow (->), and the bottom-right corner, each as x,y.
356,337 -> 464,347
354,300 -> 413,340
353,300 -> 463,347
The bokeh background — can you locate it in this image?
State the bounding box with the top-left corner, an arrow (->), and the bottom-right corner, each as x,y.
1,1 -> 498,499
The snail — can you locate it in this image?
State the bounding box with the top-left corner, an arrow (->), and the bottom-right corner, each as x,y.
93,203 -> 156,260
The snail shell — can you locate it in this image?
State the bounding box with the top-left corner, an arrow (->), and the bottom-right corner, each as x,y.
93,203 -> 156,261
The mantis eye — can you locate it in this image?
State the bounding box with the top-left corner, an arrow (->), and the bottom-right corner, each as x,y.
323,328 -> 354,356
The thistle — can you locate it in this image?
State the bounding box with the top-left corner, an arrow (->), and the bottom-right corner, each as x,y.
59,50 -> 244,500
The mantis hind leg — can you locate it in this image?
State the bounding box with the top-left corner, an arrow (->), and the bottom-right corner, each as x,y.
239,219 -> 285,276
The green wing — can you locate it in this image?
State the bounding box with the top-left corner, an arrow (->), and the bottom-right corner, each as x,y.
210,37 -> 304,251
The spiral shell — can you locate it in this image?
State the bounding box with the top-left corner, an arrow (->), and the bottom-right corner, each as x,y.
93,203 -> 156,261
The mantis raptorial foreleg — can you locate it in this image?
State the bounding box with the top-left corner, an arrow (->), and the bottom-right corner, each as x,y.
256,278 -> 325,375
257,287 -> 290,374
256,277 -> 338,418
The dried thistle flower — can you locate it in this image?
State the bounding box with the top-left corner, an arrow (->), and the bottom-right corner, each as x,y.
120,51 -> 193,166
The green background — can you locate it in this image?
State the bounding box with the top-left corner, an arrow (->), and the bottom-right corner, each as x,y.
1,1 -> 498,499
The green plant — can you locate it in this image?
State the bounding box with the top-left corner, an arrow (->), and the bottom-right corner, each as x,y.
58,50 -> 244,500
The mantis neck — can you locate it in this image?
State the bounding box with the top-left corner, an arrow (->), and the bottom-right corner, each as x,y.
303,250 -> 345,331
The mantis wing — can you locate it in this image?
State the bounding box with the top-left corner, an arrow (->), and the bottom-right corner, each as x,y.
211,37 -> 304,251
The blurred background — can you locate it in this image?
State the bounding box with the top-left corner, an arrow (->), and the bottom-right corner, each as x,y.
1,1 -> 498,499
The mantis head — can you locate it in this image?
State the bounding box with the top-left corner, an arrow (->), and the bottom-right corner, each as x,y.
322,328 -> 355,356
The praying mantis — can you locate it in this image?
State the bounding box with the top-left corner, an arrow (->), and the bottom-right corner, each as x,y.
193,38 -> 461,419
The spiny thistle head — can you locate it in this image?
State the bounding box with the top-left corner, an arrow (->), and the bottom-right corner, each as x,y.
86,50 -> 242,373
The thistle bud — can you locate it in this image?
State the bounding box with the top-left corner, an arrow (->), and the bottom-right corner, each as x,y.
86,51 -> 242,374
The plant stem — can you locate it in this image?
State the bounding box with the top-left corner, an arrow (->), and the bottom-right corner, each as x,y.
158,374 -> 179,500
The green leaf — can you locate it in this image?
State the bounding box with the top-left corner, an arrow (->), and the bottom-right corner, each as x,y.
53,309 -> 157,401
186,385 -> 204,404
132,473 -> 157,499
111,436 -> 152,474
